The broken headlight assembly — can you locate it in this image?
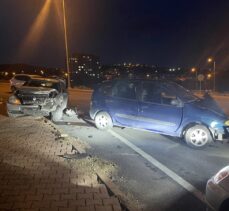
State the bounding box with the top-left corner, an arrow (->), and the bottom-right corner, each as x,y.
49,91 -> 58,98
8,95 -> 21,105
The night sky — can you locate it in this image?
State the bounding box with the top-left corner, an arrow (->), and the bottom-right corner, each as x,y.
1,0 -> 229,70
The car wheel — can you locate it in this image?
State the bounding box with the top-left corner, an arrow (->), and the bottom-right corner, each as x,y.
51,106 -> 63,122
94,111 -> 113,130
185,125 -> 212,149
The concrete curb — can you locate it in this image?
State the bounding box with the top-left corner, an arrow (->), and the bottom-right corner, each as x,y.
97,173 -> 140,211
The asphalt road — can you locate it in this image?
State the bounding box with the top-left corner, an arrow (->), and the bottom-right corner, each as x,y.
1,83 -> 229,210
60,120 -> 229,211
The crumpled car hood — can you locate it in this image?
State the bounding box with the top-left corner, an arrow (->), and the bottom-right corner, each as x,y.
193,96 -> 227,118
17,86 -> 58,95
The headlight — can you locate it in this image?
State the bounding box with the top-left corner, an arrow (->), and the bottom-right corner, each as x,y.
8,96 -> 21,105
224,120 -> 229,126
210,121 -> 219,128
49,91 -> 58,98
213,166 -> 229,184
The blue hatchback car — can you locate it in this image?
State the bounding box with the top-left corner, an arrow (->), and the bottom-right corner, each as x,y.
90,79 -> 229,149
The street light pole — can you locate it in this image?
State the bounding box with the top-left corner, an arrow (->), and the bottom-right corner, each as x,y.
62,0 -> 71,88
195,69 -> 198,90
213,61 -> 216,92
207,58 -> 216,92
191,68 -> 198,90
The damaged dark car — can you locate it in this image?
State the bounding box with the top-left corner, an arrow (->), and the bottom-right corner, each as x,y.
90,79 -> 229,149
7,77 -> 68,121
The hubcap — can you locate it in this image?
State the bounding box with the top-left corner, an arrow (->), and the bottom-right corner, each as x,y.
190,129 -> 208,147
97,115 -> 109,128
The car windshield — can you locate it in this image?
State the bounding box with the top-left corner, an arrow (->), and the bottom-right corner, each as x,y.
163,82 -> 198,103
24,80 -> 59,91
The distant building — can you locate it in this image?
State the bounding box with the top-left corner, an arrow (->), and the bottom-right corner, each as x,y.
69,53 -> 101,86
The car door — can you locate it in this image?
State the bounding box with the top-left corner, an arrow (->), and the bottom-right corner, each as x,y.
138,81 -> 183,133
105,80 -> 139,127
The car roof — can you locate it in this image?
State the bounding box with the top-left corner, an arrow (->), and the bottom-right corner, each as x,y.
29,77 -> 60,83
14,74 -> 42,78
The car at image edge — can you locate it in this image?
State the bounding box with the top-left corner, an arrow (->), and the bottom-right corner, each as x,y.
7,77 -> 68,121
89,79 -> 229,149
206,166 -> 229,211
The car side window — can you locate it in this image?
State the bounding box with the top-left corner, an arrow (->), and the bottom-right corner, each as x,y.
112,81 -> 136,100
99,83 -> 113,96
141,82 -> 162,104
160,86 -> 177,106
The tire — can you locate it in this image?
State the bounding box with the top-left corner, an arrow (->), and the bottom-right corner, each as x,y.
51,106 -> 63,122
184,125 -> 212,149
94,111 -> 113,130
220,199 -> 229,211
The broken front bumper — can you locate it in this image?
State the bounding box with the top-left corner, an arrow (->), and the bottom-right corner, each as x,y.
210,126 -> 229,142
7,103 -> 51,116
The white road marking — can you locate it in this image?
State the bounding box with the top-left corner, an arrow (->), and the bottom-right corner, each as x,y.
108,129 -> 206,204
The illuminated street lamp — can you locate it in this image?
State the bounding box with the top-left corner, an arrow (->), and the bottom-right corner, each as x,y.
62,0 -> 71,88
191,67 -> 198,90
207,73 -> 212,79
207,57 -> 216,92
191,67 -> 197,76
